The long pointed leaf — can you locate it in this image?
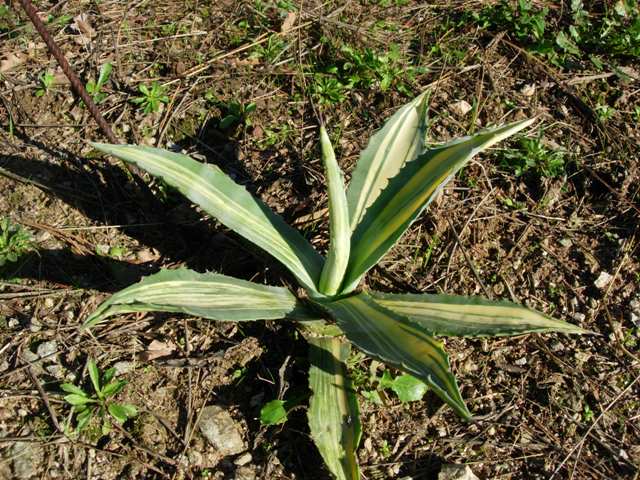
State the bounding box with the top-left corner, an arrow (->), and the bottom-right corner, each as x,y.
91,143 -> 323,293
321,293 -> 471,420
318,126 -> 350,296
372,291 -> 589,337
343,119 -> 534,291
84,268 -> 304,328
346,92 -> 429,230
308,336 -> 361,480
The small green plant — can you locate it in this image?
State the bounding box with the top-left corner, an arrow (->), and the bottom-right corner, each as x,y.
219,101 -> 256,129
61,359 -> 137,436
35,71 -> 54,97
86,63 -> 112,104
0,217 -> 33,268
87,93 -> 586,479
311,74 -> 347,105
250,34 -> 287,63
499,133 -> 566,178
131,81 -> 169,114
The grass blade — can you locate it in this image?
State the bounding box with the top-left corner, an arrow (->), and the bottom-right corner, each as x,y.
308,336 -> 361,480
91,143 -> 324,293
373,291 -> 590,337
318,126 -> 350,296
84,268 -> 305,328
321,293 -> 471,420
346,92 -> 429,230
343,119 -> 534,291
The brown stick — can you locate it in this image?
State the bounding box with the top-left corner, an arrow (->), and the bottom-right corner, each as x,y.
17,0 -> 119,144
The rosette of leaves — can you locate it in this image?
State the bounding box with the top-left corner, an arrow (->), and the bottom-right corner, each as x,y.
84,93 -> 586,479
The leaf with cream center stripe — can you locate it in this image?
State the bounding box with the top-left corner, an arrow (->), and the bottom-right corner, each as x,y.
84,268 -> 305,328
342,119 -> 535,292
307,336 -> 361,480
372,291 -> 589,337
320,293 -> 471,420
91,143 -> 324,293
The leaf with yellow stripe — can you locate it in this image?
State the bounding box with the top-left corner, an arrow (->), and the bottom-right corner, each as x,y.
320,293 -> 471,420
318,126 -> 350,296
91,143 -> 323,293
346,91 -> 429,230
342,119 -> 534,292
308,336 -> 361,480
84,268 -> 304,328
372,292 -> 589,337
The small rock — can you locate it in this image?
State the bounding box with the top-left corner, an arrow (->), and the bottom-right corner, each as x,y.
438,464 -> 480,480
198,406 -> 245,456
29,318 -> 42,333
45,364 -> 65,379
11,442 -> 44,479
37,340 -> 57,360
8,318 -> 20,329
520,83 -> 536,97
550,341 -> 565,352
450,100 -> 473,117
113,361 -> 135,376
573,312 -> 586,323
234,452 -> 252,466
629,297 -> 640,328
514,357 -> 527,366
594,271 -> 613,289
234,466 -> 256,480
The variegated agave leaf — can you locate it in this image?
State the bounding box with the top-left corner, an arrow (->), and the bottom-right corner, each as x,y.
372,291 -> 589,337
319,292 -> 471,420
91,143 -> 324,294
84,268 -> 304,328
342,119 -> 535,292
308,336 -> 361,480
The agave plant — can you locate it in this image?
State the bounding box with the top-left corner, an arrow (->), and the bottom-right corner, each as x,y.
85,92 -> 586,479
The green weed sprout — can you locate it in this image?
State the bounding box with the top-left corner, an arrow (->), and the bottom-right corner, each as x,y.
86,63 -> 112,104
0,217 -> 33,268
86,93 -> 587,479
61,359 -> 137,436
35,71 -> 54,97
131,81 -> 169,114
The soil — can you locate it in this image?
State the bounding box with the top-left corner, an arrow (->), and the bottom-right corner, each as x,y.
0,1 -> 639,479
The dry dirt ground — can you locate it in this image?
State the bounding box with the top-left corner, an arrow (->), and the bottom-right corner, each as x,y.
0,0 -> 639,479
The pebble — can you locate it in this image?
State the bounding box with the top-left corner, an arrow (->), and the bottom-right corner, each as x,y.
234,452 -> 252,466
234,466 -> 256,480
8,318 -> 19,329
514,357 -> 527,366
113,361 -> 135,376
36,340 -> 57,359
449,100 -> 473,117
439,464 -> 480,480
29,318 -> 42,333
11,442 -> 44,479
198,406 -> 245,456
594,271 -> 613,289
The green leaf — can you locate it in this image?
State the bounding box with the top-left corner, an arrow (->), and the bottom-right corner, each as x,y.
60,383 -> 87,396
346,91 -> 429,231
260,399 -> 288,425
101,380 -> 127,398
108,403 -> 135,423
320,293 -> 471,420
64,394 -> 97,406
391,374 -> 427,403
84,268 -> 305,328
76,408 -> 93,431
102,367 -> 116,384
90,143 -> 324,293
343,119 -> 534,291
88,359 -> 100,396
318,126 -> 350,296
308,336 -> 361,480
372,291 -> 589,337
96,62 -> 112,88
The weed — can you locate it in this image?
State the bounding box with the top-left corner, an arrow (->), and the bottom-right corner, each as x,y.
35,71 -> 54,97
250,34 -> 287,63
595,104 -> 616,122
310,74 -> 347,105
86,63 -> 112,104
0,217 -> 33,268
499,133 -> 566,178
131,81 -> 169,114
87,94 -> 586,479
61,358 -> 137,437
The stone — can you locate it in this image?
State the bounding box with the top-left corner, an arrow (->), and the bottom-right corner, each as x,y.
11,442 -> 44,479
594,271 -> 613,289
234,452 -> 252,466
438,464 -> 480,480
198,406 -> 245,456
450,100 -> 473,117
235,466 -> 256,480
36,340 -> 57,360
113,361 -> 135,376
